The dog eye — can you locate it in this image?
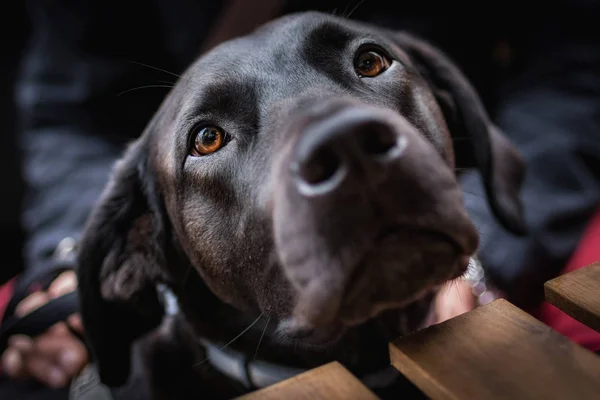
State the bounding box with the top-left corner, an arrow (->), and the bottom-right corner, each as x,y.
354,49 -> 391,78
191,126 -> 226,156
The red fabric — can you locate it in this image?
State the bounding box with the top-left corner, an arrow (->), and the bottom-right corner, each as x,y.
0,277 -> 16,322
0,278 -> 16,377
537,208 -> 600,352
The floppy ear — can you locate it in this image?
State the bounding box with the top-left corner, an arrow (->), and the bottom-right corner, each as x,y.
76,139 -> 167,387
390,32 -> 527,235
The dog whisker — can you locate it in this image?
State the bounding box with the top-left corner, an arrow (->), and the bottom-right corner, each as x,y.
254,315 -> 271,359
193,312 -> 264,367
117,85 -> 174,96
344,0 -> 367,18
128,60 -> 181,79
341,2 -> 351,17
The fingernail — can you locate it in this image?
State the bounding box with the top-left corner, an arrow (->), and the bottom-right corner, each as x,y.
2,350 -> 20,375
59,350 -> 78,367
48,368 -> 66,387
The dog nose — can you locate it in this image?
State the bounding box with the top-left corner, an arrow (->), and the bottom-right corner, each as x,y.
293,107 -> 406,195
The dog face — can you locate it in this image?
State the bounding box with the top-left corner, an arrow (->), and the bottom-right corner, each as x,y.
77,12 -> 526,386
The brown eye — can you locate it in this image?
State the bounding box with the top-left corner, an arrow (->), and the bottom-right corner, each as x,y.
191,126 -> 225,156
355,50 -> 391,77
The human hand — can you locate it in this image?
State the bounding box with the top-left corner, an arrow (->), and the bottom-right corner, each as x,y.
431,275 -> 502,325
1,271 -> 89,388
433,279 -> 478,324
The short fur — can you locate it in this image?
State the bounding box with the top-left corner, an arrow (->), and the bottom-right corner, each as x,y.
76,12 -> 526,399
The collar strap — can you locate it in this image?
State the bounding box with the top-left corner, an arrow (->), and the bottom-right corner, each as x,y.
199,338 -> 400,390
155,284 -> 400,390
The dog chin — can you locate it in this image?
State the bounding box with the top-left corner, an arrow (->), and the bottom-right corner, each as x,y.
274,284 -> 440,351
273,227 -> 473,350
332,232 -> 471,323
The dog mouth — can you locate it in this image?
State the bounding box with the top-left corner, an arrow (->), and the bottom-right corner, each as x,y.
275,289 -> 441,350
275,226 -> 473,347
275,291 -> 438,349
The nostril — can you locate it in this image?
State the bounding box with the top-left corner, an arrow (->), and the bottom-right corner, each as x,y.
359,126 -> 398,156
299,146 -> 341,185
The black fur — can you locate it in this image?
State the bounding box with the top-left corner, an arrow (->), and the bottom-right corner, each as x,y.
76,12 -> 526,399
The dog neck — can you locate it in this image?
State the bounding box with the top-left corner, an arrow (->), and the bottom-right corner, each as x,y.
156,283 -> 403,391
153,257 -> 488,392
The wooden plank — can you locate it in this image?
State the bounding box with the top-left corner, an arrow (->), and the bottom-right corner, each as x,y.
235,361 -> 380,400
544,262 -> 600,332
389,299 -> 600,400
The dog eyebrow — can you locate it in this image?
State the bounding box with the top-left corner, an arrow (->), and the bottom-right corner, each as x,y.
299,21 -> 362,87
302,21 -> 355,59
181,78 -> 259,126
173,77 -> 258,138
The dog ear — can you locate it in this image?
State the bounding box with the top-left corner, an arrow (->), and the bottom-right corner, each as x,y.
390,32 -> 527,236
76,139 -> 167,387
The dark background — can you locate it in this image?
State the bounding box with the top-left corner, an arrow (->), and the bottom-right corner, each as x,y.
1,3 -> 30,284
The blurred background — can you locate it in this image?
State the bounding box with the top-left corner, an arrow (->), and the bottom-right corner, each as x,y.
0,2 -> 29,285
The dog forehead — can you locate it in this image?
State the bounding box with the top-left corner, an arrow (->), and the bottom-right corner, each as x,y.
168,13 -> 387,125
184,12 -> 368,79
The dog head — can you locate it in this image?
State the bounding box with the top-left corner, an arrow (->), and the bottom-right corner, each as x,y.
76,12 -> 526,386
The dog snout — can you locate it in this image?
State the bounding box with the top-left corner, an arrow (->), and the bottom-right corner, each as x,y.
292,107 -> 407,196
273,101 -> 480,331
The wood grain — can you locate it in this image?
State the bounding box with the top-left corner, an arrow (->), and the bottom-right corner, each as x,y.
545,262 -> 600,332
235,361 -> 380,400
390,299 -> 600,400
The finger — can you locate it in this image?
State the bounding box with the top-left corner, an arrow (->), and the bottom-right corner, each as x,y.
434,283 -> 475,323
434,304 -> 453,324
34,335 -> 89,376
56,343 -> 88,377
48,321 -> 70,336
15,291 -> 50,317
1,348 -> 26,379
27,355 -> 68,388
456,281 -> 477,310
445,287 -> 473,312
48,271 -> 77,299
420,304 -> 438,329
8,335 -> 34,355
67,314 -> 84,334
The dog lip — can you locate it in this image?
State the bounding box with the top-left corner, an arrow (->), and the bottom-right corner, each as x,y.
377,225 -> 473,256
416,224 -> 478,257
419,229 -> 469,255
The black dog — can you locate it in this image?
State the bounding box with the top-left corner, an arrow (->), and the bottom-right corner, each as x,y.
76,11 -> 526,399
